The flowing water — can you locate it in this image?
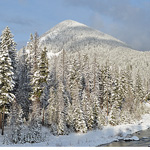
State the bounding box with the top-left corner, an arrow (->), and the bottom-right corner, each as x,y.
99,128 -> 150,147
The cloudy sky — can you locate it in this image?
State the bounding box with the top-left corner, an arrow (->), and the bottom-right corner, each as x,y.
0,0 -> 150,51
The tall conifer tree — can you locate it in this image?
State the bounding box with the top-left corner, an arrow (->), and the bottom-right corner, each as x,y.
0,26 -> 16,135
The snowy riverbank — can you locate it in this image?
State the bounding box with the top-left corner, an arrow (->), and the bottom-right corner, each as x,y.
1,113 -> 150,147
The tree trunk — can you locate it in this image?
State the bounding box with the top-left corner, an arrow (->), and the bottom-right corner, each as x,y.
2,106 -> 5,135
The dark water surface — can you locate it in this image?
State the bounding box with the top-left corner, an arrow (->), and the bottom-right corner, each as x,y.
100,128 -> 150,147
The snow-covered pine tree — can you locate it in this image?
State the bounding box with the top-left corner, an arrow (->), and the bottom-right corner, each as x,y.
28,32 -> 42,137
126,66 -> 135,111
119,69 -> 128,101
47,57 -> 59,134
91,54 -> 104,129
57,111 -> 66,135
27,103 -> 43,143
37,47 -> 49,125
28,32 -> 39,78
119,67 -> 135,123
102,63 -> 112,118
55,50 -> 72,135
65,101 -> 74,132
68,58 -> 87,133
0,27 -> 16,135
16,47 -> 31,120
48,86 -> 58,134
126,65 -> 134,93
63,54 -> 75,132
109,71 -> 119,125
0,27 -> 17,72
73,105 -> 87,133
29,33 -> 33,49
30,32 -> 40,100
135,71 -> 144,103
7,101 -> 24,144
131,71 -> 145,120
120,85 -> 134,124
95,66 -> 103,106
0,27 -> 17,95
72,84 -> 87,133
27,33 -> 33,50
32,32 -> 39,70
77,53 -> 92,130
109,68 -> 123,125
82,89 -> 94,130
38,47 -> 49,86
56,81 -> 67,135
91,65 -> 105,127
26,33 -> 34,69
109,100 -> 120,126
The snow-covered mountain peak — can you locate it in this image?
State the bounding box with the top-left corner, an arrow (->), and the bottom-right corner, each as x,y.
39,20 -> 128,52
56,20 -> 87,28
39,20 -> 87,43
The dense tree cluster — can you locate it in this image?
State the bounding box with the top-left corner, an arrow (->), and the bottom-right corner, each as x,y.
40,51 -> 148,135
0,26 -> 150,144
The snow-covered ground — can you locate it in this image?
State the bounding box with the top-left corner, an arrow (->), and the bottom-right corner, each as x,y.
0,113 -> 150,147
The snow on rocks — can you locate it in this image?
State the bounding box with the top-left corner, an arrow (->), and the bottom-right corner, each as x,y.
124,136 -> 139,141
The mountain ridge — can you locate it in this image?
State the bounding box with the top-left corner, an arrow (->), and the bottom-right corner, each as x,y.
40,20 -> 127,46
39,20 -> 131,52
